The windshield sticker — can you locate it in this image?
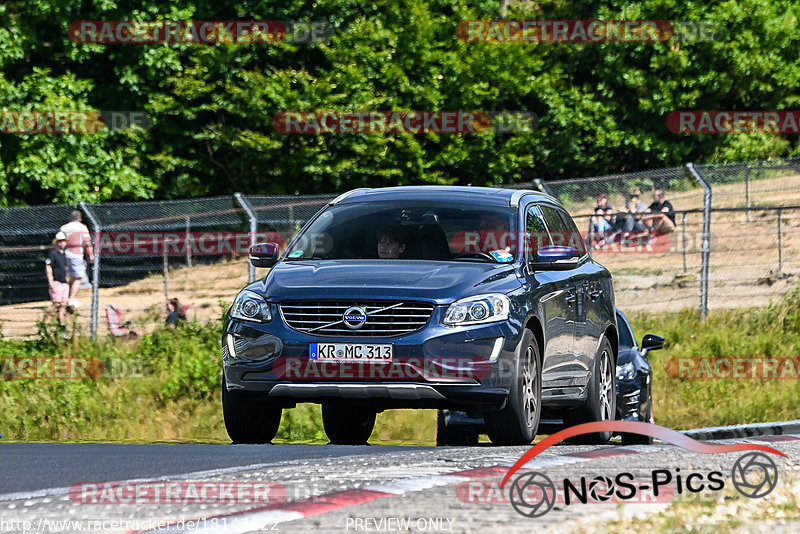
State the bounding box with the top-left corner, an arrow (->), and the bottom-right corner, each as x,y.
489,249 -> 513,262
288,250 -> 304,258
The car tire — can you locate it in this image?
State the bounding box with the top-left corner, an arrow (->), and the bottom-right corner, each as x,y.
564,337 -> 616,444
322,403 -> 376,445
485,329 -> 541,446
222,375 -> 282,444
621,391 -> 654,445
436,410 -> 479,446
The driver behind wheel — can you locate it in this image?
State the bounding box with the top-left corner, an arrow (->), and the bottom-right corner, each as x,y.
479,213 -> 513,261
377,224 -> 410,259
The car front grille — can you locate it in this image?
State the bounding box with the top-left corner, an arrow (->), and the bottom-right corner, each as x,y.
279,300 -> 436,337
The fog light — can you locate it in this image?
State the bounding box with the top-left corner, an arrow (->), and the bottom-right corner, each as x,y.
225,334 -> 237,362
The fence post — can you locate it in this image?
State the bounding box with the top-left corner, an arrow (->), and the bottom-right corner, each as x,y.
682,211 -> 688,272
686,163 -> 712,321
163,246 -> 169,302
745,167 -> 751,223
778,208 -> 783,272
185,215 -> 192,267
79,202 -> 101,340
234,193 -> 257,283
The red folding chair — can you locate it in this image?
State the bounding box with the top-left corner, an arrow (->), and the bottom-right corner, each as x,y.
106,304 -> 138,339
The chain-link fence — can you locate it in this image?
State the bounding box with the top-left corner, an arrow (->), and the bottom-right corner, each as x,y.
528,165 -> 709,315
0,194 -> 334,340
692,158 -> 800,312
1,157 -> 799,339
527,157 -> 800,316
0,204 -> 81,336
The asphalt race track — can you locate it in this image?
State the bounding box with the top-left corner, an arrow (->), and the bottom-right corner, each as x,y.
0,443 -> 420,495
1,436 -> 798,533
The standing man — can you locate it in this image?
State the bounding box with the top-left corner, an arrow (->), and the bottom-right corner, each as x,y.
60,210 -> 94,308
45,232 -> 70,326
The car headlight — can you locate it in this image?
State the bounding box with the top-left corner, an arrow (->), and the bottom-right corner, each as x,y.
616,362 -> 636,381
230,290 -> 272,323
443,294 -> 510,326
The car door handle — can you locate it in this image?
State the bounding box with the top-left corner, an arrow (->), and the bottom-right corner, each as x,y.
565,290 -> 577,304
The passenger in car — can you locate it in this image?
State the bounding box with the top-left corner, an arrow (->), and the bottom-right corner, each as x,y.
377,224 -> 410,259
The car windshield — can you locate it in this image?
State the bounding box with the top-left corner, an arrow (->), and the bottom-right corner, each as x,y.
283,201 -> 518,262
617,312 -> 635,347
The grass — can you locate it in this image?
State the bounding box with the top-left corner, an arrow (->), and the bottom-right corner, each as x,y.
628,285 -> 800,430
2,284 -> 800,443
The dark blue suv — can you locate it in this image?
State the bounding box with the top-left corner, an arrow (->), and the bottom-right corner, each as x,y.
222,186 -> 618,445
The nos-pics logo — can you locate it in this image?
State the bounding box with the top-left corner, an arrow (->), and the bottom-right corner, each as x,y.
502,421 -> 783,518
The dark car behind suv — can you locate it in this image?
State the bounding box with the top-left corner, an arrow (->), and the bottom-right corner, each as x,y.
222,186 -> 619,445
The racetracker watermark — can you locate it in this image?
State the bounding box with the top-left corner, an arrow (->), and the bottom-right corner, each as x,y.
272,356 -> 491,381
451,230 -> 670,255
0,518 -> 176,532
0,111 -> 151,134
668,111 -> 800,134
666,357 -> 800,379
502,422 -> 784,518
0,357 -> 146,380
92,232 -> 285,255
69,21 -> 331,44
69,481 -> 286,504
457,20 -> 718,43
272,111 -> 537,134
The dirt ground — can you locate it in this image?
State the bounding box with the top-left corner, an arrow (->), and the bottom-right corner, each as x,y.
2,174 -> 799,339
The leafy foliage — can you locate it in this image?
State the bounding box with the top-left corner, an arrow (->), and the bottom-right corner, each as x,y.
2,0 -> 800,205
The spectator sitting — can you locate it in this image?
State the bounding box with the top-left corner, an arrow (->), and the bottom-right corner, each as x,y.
166,298 -> 186,328
642,189 -> 676,241
377,224 -> 410,259
616,187 -> 649,240
591,193 -> 614,233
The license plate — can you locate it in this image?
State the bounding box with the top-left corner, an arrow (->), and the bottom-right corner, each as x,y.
310,343 -> 393,362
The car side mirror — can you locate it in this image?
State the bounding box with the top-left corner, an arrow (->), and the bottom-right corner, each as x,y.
641,334 -> 664,354
528,245 -> 581,271
250,242 -> 280,268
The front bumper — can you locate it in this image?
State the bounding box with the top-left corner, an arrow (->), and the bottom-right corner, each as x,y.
223,305 -> 520,409
616,376 -> 649,421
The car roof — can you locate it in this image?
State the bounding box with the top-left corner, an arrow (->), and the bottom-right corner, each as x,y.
333,186 -> 556,208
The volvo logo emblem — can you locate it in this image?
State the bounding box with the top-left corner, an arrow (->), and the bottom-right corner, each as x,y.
343,307 -> 367,329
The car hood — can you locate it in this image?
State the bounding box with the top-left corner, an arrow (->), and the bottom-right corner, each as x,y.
617,347 -> 640,366
252,260 -> 522,304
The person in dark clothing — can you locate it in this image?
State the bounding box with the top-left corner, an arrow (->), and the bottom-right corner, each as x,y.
616,188 -> 649,235
376,224 -> 410,259
642,189 -> 676,235
591,193 -> 614,235
166,298 -> 185,328
45,231 -> 70,326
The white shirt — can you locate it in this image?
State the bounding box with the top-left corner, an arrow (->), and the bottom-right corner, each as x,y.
60,221 -> 91,258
